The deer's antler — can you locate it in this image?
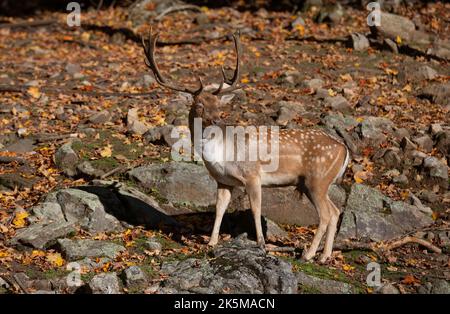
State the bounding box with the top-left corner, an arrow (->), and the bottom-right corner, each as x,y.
142,30 -> 203,95
212,30 -> 242,96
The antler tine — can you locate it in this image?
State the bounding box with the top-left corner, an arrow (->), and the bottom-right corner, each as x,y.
142,29 -> 203,95
213,30 -> 242,96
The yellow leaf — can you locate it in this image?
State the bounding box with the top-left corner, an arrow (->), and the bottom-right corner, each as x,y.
27,87 -> 41,99
31,250 -> 46,258
0,250 -> 9,258
432,212 -> 439,221
295,24 -> 305,37
125,241 -> 135,247
241,78 -> 249,84
340,74 -> 353,82
46,252 -> 65,267
403,84 -> 412,92
356,117 -> 365,123
342,264 -> 355,271
100,144 -> 112,158
12,210 -> 29,228
396,35 -> 402,45
328,89 -> 337,96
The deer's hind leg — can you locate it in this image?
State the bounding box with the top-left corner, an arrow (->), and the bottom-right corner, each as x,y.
318,196 -> 340,263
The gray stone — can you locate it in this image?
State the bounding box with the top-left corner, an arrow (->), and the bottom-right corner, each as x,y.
384,38 -> 398,54
302,78 -> 324,91
28,202 -> 65,224
231,184 -> 346,226
123,266 -> 148,290
65,63 -> 82,75
297,271 -> 354,294
423,156 -> 449,188
413,135 -> 433,153
435,131 -> 450,160
325,96 -> 351,112
0,173 -> 34,190
3,138 -> 35,153
371,12 -> 416,42
57,239 -> 125,261
145,240 -> 162,252
0,277 -> 10,290
276,101 -> 306,126
291,16 -> 305,28
159,235 -> 297,294
54,142 -> 79,177
338,184 -> 433,241
359,116 -> 394,144
377,283 -> 400,294
350,33 -> 370,51
420,83 -> 450,107
89,273 -> 122,294
76,161 -> 105,178
127,108 -> 150,135
11,221 -> 75,249
56,188 -> 123,233
430,279 -> 450,294
89,110 -> 111,124
393,174 -> 408,185
128,162 -> 217,208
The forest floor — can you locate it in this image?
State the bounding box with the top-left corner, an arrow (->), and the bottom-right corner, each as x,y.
0,2 -> 449,294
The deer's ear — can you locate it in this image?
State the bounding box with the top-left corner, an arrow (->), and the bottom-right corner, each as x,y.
220,94 -> 235,105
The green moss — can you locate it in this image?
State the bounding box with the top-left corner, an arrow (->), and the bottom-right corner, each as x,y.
42,268 -> 70,280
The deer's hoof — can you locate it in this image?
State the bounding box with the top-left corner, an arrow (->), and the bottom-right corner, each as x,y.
318,254 -> 330,264
207,240 -> 218,247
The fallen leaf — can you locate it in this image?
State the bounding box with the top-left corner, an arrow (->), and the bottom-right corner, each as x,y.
402,274 -> 420,285
27,87 -> 41,99
46,252 -> 65,267
99,144 -> 112,158
12,210 -> 29,228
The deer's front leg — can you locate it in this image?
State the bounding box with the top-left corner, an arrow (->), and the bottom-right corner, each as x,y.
208,184 -> 232,246
245,177 -> 265,247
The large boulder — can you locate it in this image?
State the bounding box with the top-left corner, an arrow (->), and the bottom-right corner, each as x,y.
230,185 -> 346,226
338,184 -> 433,241
57,239 -> 126,261
88,273 -> 122,294
128,162 -> 217,208
158,234 -> 297,294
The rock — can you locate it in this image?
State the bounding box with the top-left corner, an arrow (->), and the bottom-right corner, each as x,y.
2,138 -> 35,153
56,188 -> 123,233
338,184 -> 433,241
377,283 -> 400,294
57,239 -> 126,261
370,12 -> 416,42
350,33 -> 370,51
143,125 -> 174,145
123,266 -> 148,290
88,110 -> 111,125
435,131 -> 450,160
316,3 -> 344,24
422,156 -> 449,189
393,174 -> 408,185
194,13 -> 209,25
76,161 -> 105,178
400,137 -> 417,151
11,221 -> 75,249
276,101 -> 305,126
394,128 -> 410,141
359,116 -> 394,144
419,83 -> 450,107
231,185 -> 346,226
430,279 -> 450,294
265,218 -> 287,240
278,70 -> 302,86
297,271 -> 354,294
88,273 -> 122,294
418,190 -> 439,204
127,108 -> 150,135
429,124 -> 443,136
415,66 -> 438,81
384,38 -> 398,54
145,239 -> 162,252
324,96 -> 351,112
128,162 -> 217,208
412,135 -> 433,153
0,277 -> 10,290
159,234 -> 297,294
302,78 -> 324,91
0,173 -> 35,190
376,148 -> 401,168
54,142 -> 79,177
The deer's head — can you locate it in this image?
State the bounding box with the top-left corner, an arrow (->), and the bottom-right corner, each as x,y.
142,30 -> 241,128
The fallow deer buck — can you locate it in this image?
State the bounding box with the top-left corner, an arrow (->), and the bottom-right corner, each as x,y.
142,30 -> 350,262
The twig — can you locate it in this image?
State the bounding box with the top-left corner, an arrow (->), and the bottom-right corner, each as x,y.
155,4 -> 202,21
100,165 -> 131,179
334,236 -> 442,254
385,236 -> 442,254
11,274 -> 29,294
